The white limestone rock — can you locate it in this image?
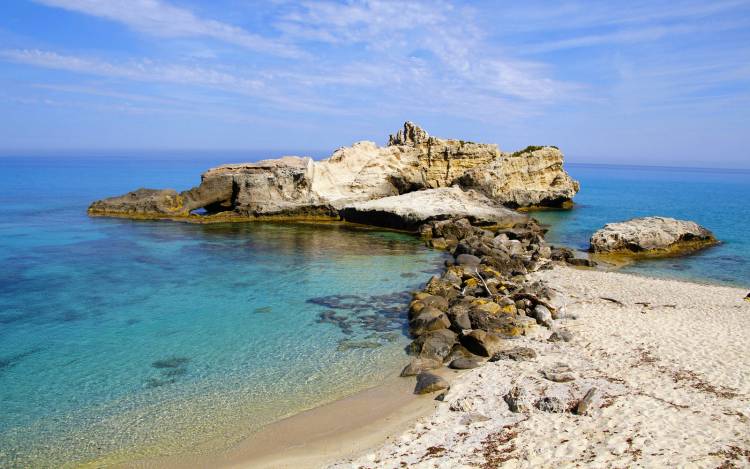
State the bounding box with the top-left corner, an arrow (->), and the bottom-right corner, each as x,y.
590,216 -> 718,256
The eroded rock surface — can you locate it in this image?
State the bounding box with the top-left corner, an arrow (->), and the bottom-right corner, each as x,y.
340,187 -> 527,230
590,217 -> 718,257
458,146 -> 579,208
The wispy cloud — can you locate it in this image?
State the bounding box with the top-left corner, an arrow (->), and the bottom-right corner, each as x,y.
32,0 -> 303,58
277,0 -> 573,102
0,48 -> 264,91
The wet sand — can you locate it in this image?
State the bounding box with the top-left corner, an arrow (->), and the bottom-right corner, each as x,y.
122,372 -> 439,469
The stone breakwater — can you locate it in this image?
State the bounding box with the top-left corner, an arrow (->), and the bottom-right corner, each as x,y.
87,122 -> 579,228
402,215 -> 598,411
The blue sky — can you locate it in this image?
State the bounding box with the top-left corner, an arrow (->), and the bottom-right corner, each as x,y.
0,0 -> 748,167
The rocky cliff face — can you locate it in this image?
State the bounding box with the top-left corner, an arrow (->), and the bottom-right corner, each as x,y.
458,146 -> 580,208
88,122 -> 579,228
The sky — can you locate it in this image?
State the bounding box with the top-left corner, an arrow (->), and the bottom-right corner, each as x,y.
0,0 -> 748,167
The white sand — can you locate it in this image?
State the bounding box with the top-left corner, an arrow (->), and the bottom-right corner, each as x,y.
333,267 -> 750,468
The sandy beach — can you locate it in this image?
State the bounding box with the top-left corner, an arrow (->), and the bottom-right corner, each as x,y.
317,266 -> 750,468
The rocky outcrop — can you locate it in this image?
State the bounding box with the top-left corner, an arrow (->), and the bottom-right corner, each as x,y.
590,217 -> 718,257
88,122 -> 578,224
87,188 -> 186,218
457,146 -> 580,208
340,187 -> 527,231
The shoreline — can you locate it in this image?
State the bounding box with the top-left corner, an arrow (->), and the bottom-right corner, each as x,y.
117,221 -> 748,469
120,372 -> 441,469
333,265 -> 750,468
129,265 -> 749,469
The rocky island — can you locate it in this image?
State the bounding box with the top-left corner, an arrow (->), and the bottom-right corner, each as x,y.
88,122 -> 579,230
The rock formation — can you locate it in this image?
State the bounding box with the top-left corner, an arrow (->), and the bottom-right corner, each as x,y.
88,122 -> 579,227
589,216 -> 718,257
457,146 -> 579,208
339,187 -> 527,231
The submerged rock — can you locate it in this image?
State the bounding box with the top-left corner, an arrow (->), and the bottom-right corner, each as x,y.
152,357 -> 190,369
590,217 -> 718,257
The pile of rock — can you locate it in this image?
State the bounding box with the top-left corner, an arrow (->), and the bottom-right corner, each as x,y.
401,216 -> 575,394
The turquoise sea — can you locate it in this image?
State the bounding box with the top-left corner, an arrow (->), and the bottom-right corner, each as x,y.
534,164 -> 750,287
0,157 -> 748,467
0,156 -> 446,467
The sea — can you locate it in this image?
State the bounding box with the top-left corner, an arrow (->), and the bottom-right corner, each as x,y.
0,156 -> 748,467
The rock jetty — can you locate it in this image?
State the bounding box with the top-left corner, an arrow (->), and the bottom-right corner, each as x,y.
402,215 -> 587,394
590,216 -> 718,257
88,122 -> 579,227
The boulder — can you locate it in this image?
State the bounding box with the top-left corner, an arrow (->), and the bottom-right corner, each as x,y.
410,294 -> 449,314
414,372 -> 449,394
455,253 -> 481,266
400,358 -> 443,377
410,329 -> 457,361
409,307 -> 451,336
590,217 -> 718,257
444,343 -> 482,363
460,330 -> 504,357
449,357 -> 481,369
468,310 -> 531,336
532,304 -> 554,328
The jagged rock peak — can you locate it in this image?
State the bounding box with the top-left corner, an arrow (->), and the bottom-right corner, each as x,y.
388,121 -> 429,146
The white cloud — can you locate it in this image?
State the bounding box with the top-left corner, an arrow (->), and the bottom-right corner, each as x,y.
277,0 -> 571,103
0,49 -> 264,91
33,0 -> 302,58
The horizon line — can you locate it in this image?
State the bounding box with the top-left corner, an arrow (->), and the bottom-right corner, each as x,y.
0,150 -> 748,172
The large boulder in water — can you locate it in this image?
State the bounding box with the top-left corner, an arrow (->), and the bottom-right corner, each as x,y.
590,217 -> 718,257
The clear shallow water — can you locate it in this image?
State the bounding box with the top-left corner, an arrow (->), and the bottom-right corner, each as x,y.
534,164 -> 750,287
0,156 -> 445,467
